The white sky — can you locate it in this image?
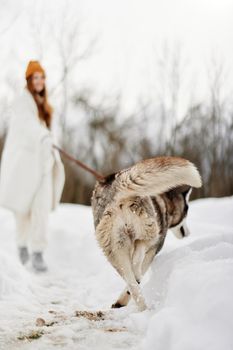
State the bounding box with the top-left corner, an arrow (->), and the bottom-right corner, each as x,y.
78,0 -> 233,114
1,0 -> 233,116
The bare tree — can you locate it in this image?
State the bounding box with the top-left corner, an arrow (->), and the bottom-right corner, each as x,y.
48,2 -> 98,134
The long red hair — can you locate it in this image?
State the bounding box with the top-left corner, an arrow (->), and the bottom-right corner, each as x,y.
26,76 -> 53,129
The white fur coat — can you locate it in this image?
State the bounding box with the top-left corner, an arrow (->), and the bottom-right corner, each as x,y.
0,88 -> 65,214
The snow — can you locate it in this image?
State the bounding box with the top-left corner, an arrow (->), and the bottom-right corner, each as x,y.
0,197 -> 233,350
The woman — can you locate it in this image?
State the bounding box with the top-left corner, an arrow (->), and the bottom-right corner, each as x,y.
0,61 -> 65,272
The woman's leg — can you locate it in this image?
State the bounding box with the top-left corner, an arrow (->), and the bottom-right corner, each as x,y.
14,213 -> 30,264
29,172 -> 53,271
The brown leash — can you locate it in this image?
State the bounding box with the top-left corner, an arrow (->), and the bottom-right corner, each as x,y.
53,144 -> 106,183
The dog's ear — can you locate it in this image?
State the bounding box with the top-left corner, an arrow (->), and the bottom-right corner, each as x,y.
176,185 -> 191,194
166,185 -> 192,199
178,185 -> 192,197
179,185 -> 192,202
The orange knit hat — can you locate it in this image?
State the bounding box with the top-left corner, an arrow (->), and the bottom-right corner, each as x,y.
25,60 -> 45,79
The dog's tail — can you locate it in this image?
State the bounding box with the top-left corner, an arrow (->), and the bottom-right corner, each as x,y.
114,156 -> 202,200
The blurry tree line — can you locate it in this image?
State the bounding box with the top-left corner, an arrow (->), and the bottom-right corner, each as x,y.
59,82 -> 233,204
0,1 -> 232,204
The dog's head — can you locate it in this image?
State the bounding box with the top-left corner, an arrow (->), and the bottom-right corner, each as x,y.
165,185 -> 192,239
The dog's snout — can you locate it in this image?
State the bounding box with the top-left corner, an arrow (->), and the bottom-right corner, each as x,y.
171,220 -> 190,239
181,222 -> 191,238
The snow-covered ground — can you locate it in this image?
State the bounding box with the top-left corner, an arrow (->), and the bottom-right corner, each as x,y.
0,197 -> 233,350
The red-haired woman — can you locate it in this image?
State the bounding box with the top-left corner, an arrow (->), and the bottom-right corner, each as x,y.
0,61 -> 65,272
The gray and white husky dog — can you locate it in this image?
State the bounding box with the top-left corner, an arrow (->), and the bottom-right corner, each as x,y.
91,156 -> 202,311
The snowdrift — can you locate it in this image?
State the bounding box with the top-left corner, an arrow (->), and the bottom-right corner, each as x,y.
0,197 -> 233,350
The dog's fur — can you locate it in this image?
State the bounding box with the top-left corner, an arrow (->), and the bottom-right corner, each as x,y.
91,156 -> 202,311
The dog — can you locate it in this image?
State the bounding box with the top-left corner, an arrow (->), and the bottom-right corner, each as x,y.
91,156 -> 202,311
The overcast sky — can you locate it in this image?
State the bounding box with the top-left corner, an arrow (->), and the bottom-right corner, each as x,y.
1,0 -> 233,115
80,0 -> 233,114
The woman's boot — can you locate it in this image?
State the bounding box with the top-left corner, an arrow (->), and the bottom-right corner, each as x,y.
18,246 -> 29,265
31,252 -> 47,272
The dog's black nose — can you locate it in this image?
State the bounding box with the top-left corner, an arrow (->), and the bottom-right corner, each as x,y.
180,226 -> 185,237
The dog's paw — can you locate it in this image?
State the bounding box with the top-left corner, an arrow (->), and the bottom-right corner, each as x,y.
111,302 -> 125,309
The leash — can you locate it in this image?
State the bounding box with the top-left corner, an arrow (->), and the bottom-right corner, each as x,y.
53,144 -> 106,183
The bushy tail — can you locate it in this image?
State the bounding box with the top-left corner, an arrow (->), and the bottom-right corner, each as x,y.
114,156 -> 202,200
